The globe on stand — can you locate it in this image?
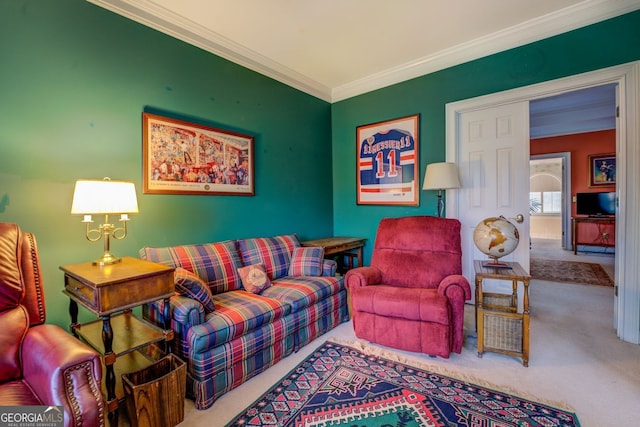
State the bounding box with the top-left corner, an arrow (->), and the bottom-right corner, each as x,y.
473,216 -> 520,268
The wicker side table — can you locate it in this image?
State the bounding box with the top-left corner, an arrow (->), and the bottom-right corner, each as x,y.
474,260 -> 531,367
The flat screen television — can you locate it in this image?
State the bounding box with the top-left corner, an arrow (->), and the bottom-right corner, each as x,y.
576,192 -> 616,217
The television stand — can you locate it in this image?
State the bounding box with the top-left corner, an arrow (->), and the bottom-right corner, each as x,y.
571,216 -> 615,254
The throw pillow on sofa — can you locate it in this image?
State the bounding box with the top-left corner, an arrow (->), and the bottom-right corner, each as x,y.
237,234 -> 300,280
238,263 -> 272,294
288,246 -> 324,276
174,267 -> 216,312
140,240 -> 244,294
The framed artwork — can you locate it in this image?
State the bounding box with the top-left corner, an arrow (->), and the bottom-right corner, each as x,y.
588,153 -> 616,187
143,113 -> 254,195
356,114 -> 419,205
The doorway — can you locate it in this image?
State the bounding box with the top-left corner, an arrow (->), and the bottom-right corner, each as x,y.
446,62 -> 640,344
529,154 -> 570,250
529,152 -> 615,284
529,82 -> 618,253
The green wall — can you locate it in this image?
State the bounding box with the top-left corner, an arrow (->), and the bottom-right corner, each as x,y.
2,1 -> 640,330
332,10 -> 640,263
0,0 -> 332,328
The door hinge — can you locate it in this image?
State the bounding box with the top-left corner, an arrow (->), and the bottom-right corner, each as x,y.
616,106 -> 620,118
615,285 -> 618,297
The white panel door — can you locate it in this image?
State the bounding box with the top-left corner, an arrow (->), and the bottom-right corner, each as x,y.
457,102 -> 530,301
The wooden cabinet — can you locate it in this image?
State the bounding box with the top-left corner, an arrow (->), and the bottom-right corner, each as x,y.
60,257 -> 175,427
572,216 -> 615,254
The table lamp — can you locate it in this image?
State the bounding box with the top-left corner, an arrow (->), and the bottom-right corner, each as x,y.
71,178 -> 139,266
422,162 -> 461,217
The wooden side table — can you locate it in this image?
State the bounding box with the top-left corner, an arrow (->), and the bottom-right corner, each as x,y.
60,257 -> 175,427
474,260 -> 531,367
301,236 -> 366,273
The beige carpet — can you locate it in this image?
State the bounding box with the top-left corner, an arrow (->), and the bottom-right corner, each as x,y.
530,257 -> 614,286
178,279 -> 640,427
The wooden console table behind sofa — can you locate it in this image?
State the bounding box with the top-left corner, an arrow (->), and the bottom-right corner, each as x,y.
301,236 -> 366,273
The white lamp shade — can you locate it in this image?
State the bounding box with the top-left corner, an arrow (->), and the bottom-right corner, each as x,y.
422,162 -> 461,190
71,179 -> 139,215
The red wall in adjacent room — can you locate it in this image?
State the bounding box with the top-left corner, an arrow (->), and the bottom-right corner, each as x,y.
530,129 -> 616,216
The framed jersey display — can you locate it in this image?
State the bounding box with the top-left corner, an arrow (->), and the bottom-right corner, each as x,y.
356,114 -> 420,205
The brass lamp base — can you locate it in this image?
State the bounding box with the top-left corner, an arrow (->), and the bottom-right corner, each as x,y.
92,252 -> 122,266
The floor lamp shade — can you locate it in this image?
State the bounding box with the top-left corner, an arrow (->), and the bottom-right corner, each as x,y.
422,162 -> 461,191
422,162 -> 461,217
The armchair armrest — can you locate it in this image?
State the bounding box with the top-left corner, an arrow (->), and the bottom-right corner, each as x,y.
22,324 -> 104,427
344,266 -> 382,291
437,274 -> 472,354
437,274 -> 472,302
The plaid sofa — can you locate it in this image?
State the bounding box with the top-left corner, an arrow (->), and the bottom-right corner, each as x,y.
140,234 -> 349,409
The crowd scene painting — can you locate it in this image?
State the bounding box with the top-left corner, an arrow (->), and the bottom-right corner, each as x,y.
143,114 -> 254,195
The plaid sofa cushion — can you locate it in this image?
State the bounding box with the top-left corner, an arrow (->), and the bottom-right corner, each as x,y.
237,234 -> 300,280
261,276 -> 343,312
140,240 -> 243,294
188,291 -> 291,353
288,246 -> 324,276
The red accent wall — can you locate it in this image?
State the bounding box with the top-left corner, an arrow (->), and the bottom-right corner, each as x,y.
530,130 -> 615,216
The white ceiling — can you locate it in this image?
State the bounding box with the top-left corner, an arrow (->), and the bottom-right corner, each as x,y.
88,0 -> 640,102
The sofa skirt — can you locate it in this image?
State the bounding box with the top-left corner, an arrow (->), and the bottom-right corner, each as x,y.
187,291 -> 349,409
290,289 -> 349,351
188,317 -> 291,409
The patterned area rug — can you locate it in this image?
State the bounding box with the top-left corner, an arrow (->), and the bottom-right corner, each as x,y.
530,258 -> 613,287
227,341 -> 580,426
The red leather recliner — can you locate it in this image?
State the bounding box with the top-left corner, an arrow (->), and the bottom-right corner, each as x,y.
0,223 -> 104,426
345,216 -> 472,358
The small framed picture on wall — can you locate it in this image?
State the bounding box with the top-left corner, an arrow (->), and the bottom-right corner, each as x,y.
589,153 -> 616,187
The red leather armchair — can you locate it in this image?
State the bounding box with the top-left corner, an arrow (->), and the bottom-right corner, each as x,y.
0,223 -> 104,426
345,216 -> 471,358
